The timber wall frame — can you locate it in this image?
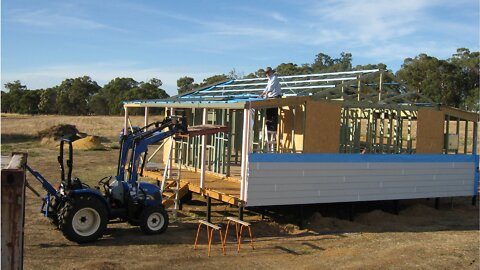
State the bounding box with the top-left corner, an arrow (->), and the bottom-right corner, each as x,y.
123,69 -> 479,205
123,97 -> 479,204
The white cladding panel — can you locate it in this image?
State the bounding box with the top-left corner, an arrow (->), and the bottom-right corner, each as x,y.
246,162 -> 475,207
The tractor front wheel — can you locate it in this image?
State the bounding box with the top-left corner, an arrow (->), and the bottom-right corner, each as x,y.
58,195 -> 108,243
139,205 -> 169,235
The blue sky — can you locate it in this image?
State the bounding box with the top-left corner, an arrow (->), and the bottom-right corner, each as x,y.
2,0 -> 479,95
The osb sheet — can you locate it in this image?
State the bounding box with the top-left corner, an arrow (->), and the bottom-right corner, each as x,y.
303,100 -> 341,153
416,108 -> 444,154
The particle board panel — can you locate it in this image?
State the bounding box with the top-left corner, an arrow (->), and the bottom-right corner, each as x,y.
416,108 -> 444,153
303,100 -> 341,153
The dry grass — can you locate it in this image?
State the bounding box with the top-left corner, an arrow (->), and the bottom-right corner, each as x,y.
1,115 -> 479,270
1,114 -> 164,142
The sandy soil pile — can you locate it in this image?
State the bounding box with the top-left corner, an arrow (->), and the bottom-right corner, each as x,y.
400,204 -> 441,217
306,212 -> 363,233
72,135 -> 105,150
38,124 -> 81,144
252,221 -> 284,236
304,203 -> 458,233
37,124 -> 105,150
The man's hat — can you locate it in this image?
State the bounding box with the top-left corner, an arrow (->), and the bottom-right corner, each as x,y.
265,67 -> 274,74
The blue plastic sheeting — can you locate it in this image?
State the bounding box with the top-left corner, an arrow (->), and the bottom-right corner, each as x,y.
249,153 -> 477,163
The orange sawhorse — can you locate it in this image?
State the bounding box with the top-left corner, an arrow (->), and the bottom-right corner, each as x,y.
193,220 -> 225,257
223,217 -> 254,252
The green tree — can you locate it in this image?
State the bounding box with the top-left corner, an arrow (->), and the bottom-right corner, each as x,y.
177,76 -> 195,95
199,74 -> 229,88
448,48 -> 480,110
38,87 -> 57,114
275,63 -> 301,76
333,52 -> 353,71
244,68 -> 266,79
18,90 -> 41,114
397,54 -> 463,106
1,91 -> 15,113
89,94 -> 109,115
102,77 -> 139,115
2,80 -> 27,112
55,76 -> 100,115
5,80 -> 27,92
312,53 -> 334,72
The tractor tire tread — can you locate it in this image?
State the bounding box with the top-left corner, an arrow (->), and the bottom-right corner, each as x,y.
58,195 -> 108,243
139,205 -> 169,235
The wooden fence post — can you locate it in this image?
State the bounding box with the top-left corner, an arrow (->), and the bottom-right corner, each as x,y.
1,153 -> 27,270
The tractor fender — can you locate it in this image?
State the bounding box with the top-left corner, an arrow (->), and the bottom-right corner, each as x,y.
69,188 -> 111,213
139,182 -> 163,207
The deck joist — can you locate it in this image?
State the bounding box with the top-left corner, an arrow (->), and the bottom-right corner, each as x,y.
143,170 -> 242,206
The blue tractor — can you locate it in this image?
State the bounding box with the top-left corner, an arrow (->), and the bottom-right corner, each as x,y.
26,116 -> 187,243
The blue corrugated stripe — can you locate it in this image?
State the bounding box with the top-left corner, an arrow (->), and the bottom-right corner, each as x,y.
249,153 -> 476,163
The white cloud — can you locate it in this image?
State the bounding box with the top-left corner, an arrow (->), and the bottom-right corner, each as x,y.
208,22 -> 288,39
270,12 -> 288,24
6,8 -> 125,32
124,3 -> 289,41
303,0 -> 454,46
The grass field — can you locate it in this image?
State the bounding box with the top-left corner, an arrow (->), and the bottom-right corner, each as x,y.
1,114 -> 479,270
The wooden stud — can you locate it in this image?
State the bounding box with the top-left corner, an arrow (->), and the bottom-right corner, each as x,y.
378,71 -> 383,101
387,109 -> 393,153
200,108 -> 208,190
380,110 -> 385,153
407,113 -> 412,153
455,118 -> 460,154
464,121 -> 469,154
445,115 -> 450,154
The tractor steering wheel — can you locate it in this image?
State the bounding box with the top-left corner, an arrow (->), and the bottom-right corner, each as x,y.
98,176 -> 113,195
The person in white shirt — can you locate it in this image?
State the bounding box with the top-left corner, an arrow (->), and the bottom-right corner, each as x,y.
260,67 -> 282,98
259,67 -> 282,131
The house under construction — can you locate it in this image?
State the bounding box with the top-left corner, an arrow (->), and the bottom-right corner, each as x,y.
122,69 -> 479,218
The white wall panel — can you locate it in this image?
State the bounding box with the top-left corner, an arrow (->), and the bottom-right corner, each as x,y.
246,154 -> 476,207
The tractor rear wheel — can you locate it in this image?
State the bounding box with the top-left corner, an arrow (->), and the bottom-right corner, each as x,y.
139,205 -> 169,235
58,195 -> 108,243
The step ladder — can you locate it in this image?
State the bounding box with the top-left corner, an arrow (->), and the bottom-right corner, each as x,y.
161,136 -> 187,218
263,129 -> 277,152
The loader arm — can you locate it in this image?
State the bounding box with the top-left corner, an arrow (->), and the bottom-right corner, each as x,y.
116,116 -> 187,185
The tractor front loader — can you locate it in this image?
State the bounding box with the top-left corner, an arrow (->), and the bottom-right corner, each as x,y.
26,116 -> 187,243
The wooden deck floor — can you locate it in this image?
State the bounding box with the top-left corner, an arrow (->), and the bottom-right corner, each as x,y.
143,166 -> 242,206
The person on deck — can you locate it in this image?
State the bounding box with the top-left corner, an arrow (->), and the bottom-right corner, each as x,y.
259,67 -> 282,99
259,67 -> 282,131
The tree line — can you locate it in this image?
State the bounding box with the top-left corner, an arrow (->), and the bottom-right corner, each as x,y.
2,48 -> 478,115
1,77 -> 168,115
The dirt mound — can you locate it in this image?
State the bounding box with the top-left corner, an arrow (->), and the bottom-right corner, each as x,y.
75,261 -> 126,270
400,204 -> 440,217
355,209 -> 399,226
38,124 -> 80,142
252,221 -> 284,236
306,212 -> 362,233
72,135 -> 105,150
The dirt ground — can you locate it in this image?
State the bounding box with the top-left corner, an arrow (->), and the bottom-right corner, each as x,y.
2,114 -> 479,270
